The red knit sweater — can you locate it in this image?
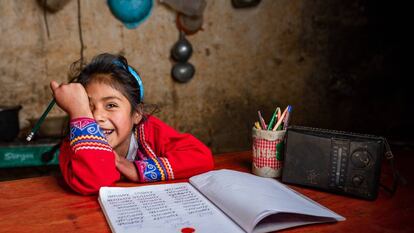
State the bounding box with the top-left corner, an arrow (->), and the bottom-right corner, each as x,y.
59,115 -> 214,195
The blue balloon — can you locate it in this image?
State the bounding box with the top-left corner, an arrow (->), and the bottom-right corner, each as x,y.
107,0 -> 153,29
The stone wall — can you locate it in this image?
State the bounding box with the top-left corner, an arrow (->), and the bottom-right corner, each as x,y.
0,0 -> 410,153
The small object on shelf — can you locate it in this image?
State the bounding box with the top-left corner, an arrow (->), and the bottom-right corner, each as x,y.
0,105 -> 22,142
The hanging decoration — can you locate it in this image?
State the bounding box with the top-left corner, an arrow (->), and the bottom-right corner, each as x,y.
160,0 -> 206,83
37,0 -> 72,39
37,0 -> 72,13
160,0 -> 206,35
176,13 -> 204,36
170,31 -> 194,82
107,0 -> 153,29
231,0 -> 261,8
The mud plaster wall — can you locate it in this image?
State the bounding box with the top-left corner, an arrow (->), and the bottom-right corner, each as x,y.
0,0 -> 411,153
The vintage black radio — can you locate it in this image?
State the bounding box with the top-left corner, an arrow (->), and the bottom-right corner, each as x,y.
282,126 -> 390,200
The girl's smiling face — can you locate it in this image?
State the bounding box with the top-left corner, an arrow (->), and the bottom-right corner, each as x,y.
85,78 -> 141,157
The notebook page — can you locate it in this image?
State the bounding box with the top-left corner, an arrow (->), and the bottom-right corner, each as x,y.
189,169 -> 345,233
99,183 -> 244,233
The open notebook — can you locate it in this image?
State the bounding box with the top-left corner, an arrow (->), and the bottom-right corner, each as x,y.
99,169 -> 345,233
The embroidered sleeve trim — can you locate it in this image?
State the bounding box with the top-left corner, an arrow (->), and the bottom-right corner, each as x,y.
69,118 -> 112,153
136,157 -> 174,182
136,123 -> 175,181
138,125 -> 157,159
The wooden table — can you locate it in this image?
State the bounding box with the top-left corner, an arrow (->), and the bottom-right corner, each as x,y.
0,151 -> 413,233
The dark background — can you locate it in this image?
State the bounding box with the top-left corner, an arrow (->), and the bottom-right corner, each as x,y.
0,0 -> 412,180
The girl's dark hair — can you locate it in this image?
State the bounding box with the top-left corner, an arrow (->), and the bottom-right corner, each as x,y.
69,53 -> 157,116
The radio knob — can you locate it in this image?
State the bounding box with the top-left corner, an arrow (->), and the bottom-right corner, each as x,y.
351,149 -> 371,168
352,175 -> 364,186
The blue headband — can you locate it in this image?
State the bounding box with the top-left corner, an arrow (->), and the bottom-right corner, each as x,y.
113,60 -> 144,102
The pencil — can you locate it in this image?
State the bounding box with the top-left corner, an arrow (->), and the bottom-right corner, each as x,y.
254,121 -> 262,130
257,111 -> 267,130
272,105 -> 290,131
26,99 -> 56,141
282,106 -> 292,130
267,107 -> 280,130
26,76 -> 79,142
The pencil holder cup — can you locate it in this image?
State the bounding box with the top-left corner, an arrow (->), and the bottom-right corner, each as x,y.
252,127 -> 286,178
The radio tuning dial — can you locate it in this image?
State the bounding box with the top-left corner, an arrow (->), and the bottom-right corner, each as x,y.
351,149 -> 371,168
352,175 -> 364,186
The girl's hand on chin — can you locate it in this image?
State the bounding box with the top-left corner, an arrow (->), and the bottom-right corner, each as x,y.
113,151 -> 139,182
50,81 -> 93,119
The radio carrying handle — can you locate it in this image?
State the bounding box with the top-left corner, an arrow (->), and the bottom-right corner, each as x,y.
380,138 -> 406,195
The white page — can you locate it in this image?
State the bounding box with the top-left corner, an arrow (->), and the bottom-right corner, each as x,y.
189,169 -> 345,233
99,183 -> 245,233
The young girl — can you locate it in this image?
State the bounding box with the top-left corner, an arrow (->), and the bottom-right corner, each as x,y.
50,53 -> 214,195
